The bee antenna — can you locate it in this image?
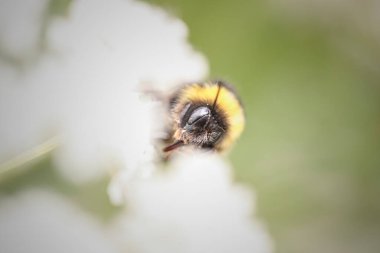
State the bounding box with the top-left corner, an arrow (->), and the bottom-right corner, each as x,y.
211,83 -> 222,111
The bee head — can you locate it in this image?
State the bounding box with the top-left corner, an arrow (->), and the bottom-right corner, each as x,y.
182,103 -> 225,145
163,103 -> 226,152
163,81 -> 244,153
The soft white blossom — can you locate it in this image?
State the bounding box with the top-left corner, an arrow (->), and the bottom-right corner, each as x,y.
0,1 -> 273,252
0,190 -> 119,253
0,0 -> 47,59
109,153 -> 273,253
0,0 -> 207,183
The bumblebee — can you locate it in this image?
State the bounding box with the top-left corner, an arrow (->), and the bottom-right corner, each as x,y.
163,80 -> 245,153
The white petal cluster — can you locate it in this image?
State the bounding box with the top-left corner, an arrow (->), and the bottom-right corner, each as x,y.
0,1 -> 273,252
0,0 -> 207,183
0,190 -> 118,253
109,153 -> 273,253
0,0 -> 47,59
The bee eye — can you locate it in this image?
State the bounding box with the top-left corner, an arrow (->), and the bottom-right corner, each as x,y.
187,107 -> 210,125
183,106 -> 211,132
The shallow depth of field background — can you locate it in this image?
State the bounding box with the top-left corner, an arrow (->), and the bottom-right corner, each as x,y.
146,1 -> 380,252
1,1 -> 380,253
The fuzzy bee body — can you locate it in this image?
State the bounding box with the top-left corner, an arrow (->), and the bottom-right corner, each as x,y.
164,80 -> 245,153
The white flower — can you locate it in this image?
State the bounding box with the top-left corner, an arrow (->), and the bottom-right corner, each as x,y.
0,0 -> 208,183
109,153 -> 273,253
0,0 -> 47,60
0,1 -> 273,252
0,189 -> 119,253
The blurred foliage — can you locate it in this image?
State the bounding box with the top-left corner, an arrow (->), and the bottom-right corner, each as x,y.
145,0 -> 380,253
0,156 -> 120,222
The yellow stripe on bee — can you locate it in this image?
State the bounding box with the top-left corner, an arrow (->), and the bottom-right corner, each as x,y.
179,83 -> 245,151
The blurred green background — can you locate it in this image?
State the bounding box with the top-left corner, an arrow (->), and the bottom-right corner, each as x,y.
146,0 -> 380,252
1,0 -> 380,253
